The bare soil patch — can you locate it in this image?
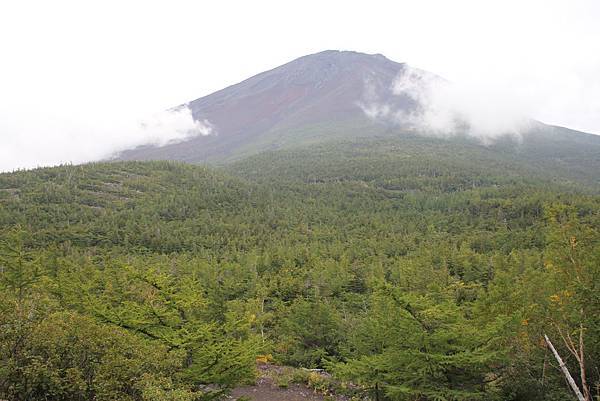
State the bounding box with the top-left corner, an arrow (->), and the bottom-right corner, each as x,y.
228,364 -> 349,401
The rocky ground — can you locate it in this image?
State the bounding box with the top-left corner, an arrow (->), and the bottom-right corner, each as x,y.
228,364 -> 352,401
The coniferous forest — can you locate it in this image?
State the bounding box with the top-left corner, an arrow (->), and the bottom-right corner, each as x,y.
1,135 -> 599,401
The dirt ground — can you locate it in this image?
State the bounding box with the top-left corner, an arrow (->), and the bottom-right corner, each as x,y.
227,364 -> 348,401
229,382 -> 330,401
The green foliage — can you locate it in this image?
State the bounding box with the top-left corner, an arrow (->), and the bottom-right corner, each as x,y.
336,288 -> 503,401
0,137 -> 599,400
276,298 -> 344,367
1,311 -> 180,401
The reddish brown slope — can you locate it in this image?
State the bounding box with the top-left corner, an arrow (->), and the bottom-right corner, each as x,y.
118,50 -> 416,162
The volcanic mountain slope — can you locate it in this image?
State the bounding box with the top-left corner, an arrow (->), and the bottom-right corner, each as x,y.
117,50 -> 421,162
117,50 -> 600,188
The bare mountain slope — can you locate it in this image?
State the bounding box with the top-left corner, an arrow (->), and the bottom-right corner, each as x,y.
116,50 -> 600,185
118,50 -> 419,162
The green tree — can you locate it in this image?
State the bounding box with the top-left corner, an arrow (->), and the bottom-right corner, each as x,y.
337,287 -> 503,401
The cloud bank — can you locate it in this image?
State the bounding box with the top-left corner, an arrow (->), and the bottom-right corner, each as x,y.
0,106 -> 213,172
136,108 -> 214,147
360,66 -> 533,142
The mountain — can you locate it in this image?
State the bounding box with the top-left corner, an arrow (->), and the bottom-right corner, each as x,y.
117,50 -> 425,162
3,53 -> 600,398
116,50 -> 600,189
3,51 -> 600,401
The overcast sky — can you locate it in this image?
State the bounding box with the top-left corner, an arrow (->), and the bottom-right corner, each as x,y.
1,0 -> 599,171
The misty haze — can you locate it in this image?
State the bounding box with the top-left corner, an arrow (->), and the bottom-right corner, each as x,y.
1,2 -> 599,401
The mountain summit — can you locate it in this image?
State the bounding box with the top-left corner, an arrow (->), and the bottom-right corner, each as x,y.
118,50 -> 421,162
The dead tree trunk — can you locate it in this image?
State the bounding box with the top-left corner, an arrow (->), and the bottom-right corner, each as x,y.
544,334 -> 586,401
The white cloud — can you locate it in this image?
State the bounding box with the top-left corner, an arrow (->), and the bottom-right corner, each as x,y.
391,66 -> 532,141
136,108 -> 214,147
0,105 -> 213,172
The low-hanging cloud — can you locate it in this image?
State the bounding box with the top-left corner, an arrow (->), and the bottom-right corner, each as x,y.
0,105 -> 214,172
136,107 -> 214,147
360,65 -> 533,142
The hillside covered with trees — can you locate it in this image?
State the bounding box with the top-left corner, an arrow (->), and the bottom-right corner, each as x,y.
1,135 -> 599,401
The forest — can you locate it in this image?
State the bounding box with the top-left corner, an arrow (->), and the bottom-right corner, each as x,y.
1,135 -> 599,401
